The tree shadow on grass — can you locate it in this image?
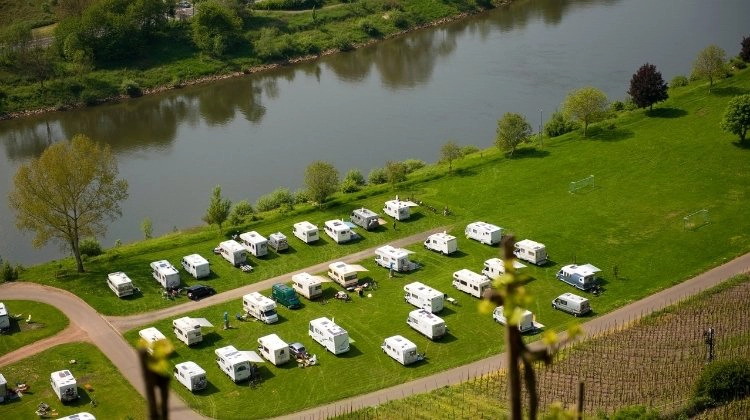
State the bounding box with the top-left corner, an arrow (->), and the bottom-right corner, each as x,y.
711,86 -> 750,97
647,107 -> 687,118
510,148 -> 550,159
453,167 -> 477,177
732,140 -> 750,150
588,126 -> 634,142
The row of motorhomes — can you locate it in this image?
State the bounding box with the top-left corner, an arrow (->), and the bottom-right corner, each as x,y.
105,254 -> 213,297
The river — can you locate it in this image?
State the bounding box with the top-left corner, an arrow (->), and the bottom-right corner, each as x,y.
1,0 -> 748,265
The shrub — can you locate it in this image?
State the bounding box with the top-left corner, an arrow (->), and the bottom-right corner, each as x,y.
2,261 -> 18,282
228,200 -> 255,226
730,57 -> 747,70
342,169 -> 366,193
391,11 -> 410,29
610,100 -> 625,112
121,79 -> 143,98
255,188 -> 295,212
333,35 -> 354,52
402,159 -> 425,173
461,145 -> 480,156
359,18 -> 382,37
609,405 -> 660,420
692,358 -> 750,411
544,110 -> 577,138
671,75 -> 689,88
79,237 -> 102,257
368,167 -> 387,185
340,178 -> 360,193
293,189 -> 310,205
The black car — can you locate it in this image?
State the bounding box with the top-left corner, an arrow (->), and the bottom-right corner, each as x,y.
186,284 -> 216,301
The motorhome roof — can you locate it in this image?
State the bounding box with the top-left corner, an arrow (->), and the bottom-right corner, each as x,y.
429,232 -> 456,241
468,221 -> 501,231
385,335 -> 416,350
454,268 -> 488,281
311,317 -> 347,336
51,370 -> 76,386
484,258 -> 528,270
410,309 -> 445,325
175,361 -> 206,376
173,316 -> 213,329
107,272 -> 132,286
139,327 -> 166,342
151,260 -> 178,274
215,345 -> 252,363
405,282 -> 442,297
293,272 -> 323,285
385,199 -> 410,208
325,220 -> 351,232
294,221 -> 317,230
562,264 -> 601,276
516,239 -> 545,249
219,240 -> 244,252
258,333 -> 287,350
354,208 -> 378,217
240,231 -> 267,244
377,245 -> 411,258
182,254 -> 208,265
244,291 -> 273,304
559,292 -> 588,303
269,232 -> 287,239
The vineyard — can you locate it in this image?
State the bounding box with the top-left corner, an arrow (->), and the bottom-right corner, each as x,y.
334,275 -> 750,419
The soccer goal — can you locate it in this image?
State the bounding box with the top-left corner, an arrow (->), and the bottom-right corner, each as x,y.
569,175 -> 595,193
684,209 -> 710,230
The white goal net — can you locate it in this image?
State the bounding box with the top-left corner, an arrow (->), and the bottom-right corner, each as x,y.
684,209 -> 710,230
569,175 -> 595,193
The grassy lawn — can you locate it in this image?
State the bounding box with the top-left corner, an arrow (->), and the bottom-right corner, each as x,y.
0,342 -> 146,419
0,300 -> 69,355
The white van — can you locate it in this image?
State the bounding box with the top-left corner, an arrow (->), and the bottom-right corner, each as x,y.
513,239 -> 548,265
324,220 -> 353,244
375,245 -> 417,272
404,282 -> 444,313
181,254 -> 210,279
218,240 -> 248,267
383,199 -> 412,220
465,221 -> 503,245
50,370 -> 78,403
452,269 -> 491,299
107,272 -> 135,298
150,260 -> 180,289
493,306 -> 543,333
381,335 -> 422,366
242,292 -> 278,324
173,361 -> 207,392
268,232 -> 289,252
292,272 -> 325,300
215,345 -> 264,383
350,207 -> 380,230
257,334 -> 291,366
309,317 -> 350,355
0,302 -> 9,330
423,232 -> 458,255
327,261 -> 367,288
552,292 -> 591,317
239,231 -> 268,257
173,317 -> 213,346
406,309 -> 446,340
138,327 -> 167,354
293,221 -> 319,243
481,258 -> 527,280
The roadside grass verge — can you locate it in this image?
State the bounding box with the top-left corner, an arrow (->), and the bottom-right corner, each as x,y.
0,300 -> 69,355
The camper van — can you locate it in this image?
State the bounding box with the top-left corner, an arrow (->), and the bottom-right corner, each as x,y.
423,232 -> 458,255
215,345 -> 264,383
138,327 -> 167,354
383,199 -> 411,220
271,283 -> 301,309
181,254 -> 210,279
407,309 -> 447,340
465,221 -> 503,245
218,240 -> 248,267
493,306 -> 543,333
481,258 -> 527,280
513,239 -> 548,265
293,221 -> 319,244
0,302 -> 9,330
556,264 -> 601,291
257,334 -> 291,366
309,317 -> 350,355
173,361 -> 207,392
375,245 -> 417,272
552,293 -> 591,317
327,261 -> 367,288
404,282 -> 444,313
452,269 -> 492,299
173,317 -> 213,346
350,207 -> 380,230
324,220 -> 353,244
150,260 -> 180,289
242,292 -> 278,324
50,370 -> 78,403
292,273 -> 324,300
381,335 -> 422,366
106,272 -> 135,298
268,232 -> 289,252
239,231 -> 268,257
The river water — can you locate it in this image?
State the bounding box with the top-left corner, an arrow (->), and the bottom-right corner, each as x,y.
1,0 -> 748,265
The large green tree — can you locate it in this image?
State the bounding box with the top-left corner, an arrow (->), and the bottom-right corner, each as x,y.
628,63 -> 668,111
440,140 -> 462,173
495,113 -> 532,156
8,135 -> 129,273
563,86 -> 608,137
191,0 -> 242,57
693,45 -> 726,92
304,161 -> 339,205
203,185 -> 232,232
720,94 -> 750,143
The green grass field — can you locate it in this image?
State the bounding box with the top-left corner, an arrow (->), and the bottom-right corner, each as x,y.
0,300 -> 69,355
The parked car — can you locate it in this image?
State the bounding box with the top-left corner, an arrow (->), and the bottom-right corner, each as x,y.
186,284 -> 216,301
288,342 -> 307,359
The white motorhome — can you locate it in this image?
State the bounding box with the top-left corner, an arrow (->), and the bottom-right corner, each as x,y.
293,221 -> 319,244
242,292 -> 278,324
465,221 -> 503,245
218,240 -> 248,267
309,317 -> 350,355
556,264 -> 601,291
452,269 -> 492,299
375,245 -> 417,272
407,309 -> 447,340
257,334 -> 291,366
327,261 -> 368,289
324,220 -> 353,244
481,258 -> 527,280
404,282 -> 444,313
150,260 -> 180,289
215,345 -> 264,383
173,361 -> 207,392
292,272 -> 325,300
50,370 -> 78,403
381,335 -> 422,366
383,199 -> 411,221
0,302 -> 9,330
239,231 -> 268,257
493,306 -> 544,333
552,292 -> 591,317
181,254 -> 210,279
350,207 -> 380,230
513,239 -> 548,265
423,232 -> 458,255
138,327 -> 167,354
173,317 -> 213,346
58,413 -> 96,420
106,272 -> 135,298
268,232 -> 289,252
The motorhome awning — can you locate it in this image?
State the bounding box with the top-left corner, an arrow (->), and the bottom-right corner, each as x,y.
578,264 -> 601,275
240,351 -> 265,363
403,201 -> 419,207
192,318 -> 214,328
512,261 -> 527,269
312,275 -> 333,283
344,221 -> 357,228
347,264 -> 369,272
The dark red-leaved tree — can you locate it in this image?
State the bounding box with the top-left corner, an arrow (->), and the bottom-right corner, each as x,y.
741,36 -> 750,62
628,63 -> 669,111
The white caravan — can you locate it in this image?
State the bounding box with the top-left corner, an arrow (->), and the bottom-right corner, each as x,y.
173,361 -> 207,392
150,260 -> 180,289
0,302 -> 9,330
293,221 -> 319,243
215,345 -> 264,383
239,231 -> 268,257
513,239 -> 548,265
327,261 -> 368,288
181,254 -> 210,279
350,207 -> 380,230
423,232 -> 458,255
407,309 -> 447,340
324,220 -> 353,244
383,199 -> 412,220
257,334 -> 291,366
493,306 -> 544,333
50,370 -> 78,403
173,316 -> 213,346
242,292 -> 278,324
218,240 -> 247,267
465,221 -> 503,246
138,327 -> 167,354
309,317 -> 350,355
404,282 -> 444,313
292,272 -> 325,300
481,258 -> 527,280
556,264 -> 601,291
107,272 -> 135,298
268,232 -> 289,252
381,335 -> 422,366
375,245 -> 417,272
452,269 -> 492,299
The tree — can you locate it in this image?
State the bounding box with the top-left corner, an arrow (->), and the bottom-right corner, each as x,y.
384,161 -> 408,188
341,168 -> 366,193
741,36 -> 750,63
440,140 -> 462,173
141,217 -> 153,239
304,161 -> 339,205
563,86 -> 608,137
495,113 -> 532,156
628,63 -> 669,111
8,135 -> 128,273
191,0 -> 242,57
202,185 -> 231,232
720,94 -> 750,143
693,45 -> 726,92
228,200 -> 254,226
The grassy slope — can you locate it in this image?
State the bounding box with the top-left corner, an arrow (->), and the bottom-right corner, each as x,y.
0,300 -> 69,354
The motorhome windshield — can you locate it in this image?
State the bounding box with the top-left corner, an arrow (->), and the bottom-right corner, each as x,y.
262,309 -> 277,317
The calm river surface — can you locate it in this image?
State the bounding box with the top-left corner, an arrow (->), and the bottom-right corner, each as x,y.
1,0 -> 748,264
